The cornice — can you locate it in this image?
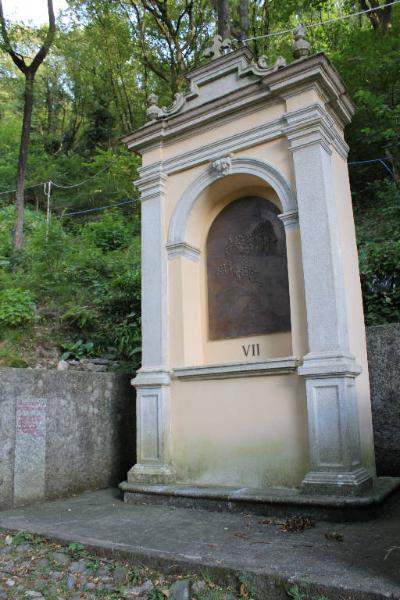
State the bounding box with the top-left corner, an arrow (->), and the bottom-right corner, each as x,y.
173,357 -> 299,381
265,53 -> 355,126
122,83 -> 273,152
122,53 -> 354,157
134,105 -> 348,187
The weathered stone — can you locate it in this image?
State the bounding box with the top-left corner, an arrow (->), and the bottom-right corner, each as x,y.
49,570 -> 63,580
113,566 -> 129,582
70,560 -> 86,573
367,324 -> 400,476
83,582 -> 96,590
38,558 -> 49,567
122,580 -> 154,597
0,368 -> 135,510
66,575 -> 76,589
192,580 -> 206,594
0,395 -> 16,510
51,552 -> 70,564
14,398 -> 47,505
170,579 -> 190,600
57,360 -> 69,371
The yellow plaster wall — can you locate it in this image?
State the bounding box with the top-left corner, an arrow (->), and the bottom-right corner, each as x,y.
171,375 -> 309,488
332,150 -> 376,473
161,101 -> 287,162
163,136 -> 310,487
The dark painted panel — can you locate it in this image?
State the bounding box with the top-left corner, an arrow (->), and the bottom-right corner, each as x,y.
207,196 -> 291,340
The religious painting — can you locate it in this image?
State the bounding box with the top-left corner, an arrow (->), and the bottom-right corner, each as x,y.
207,196 -> 291,340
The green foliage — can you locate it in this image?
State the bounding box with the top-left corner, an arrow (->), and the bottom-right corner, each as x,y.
85,558 -> 102,572
11,531 -> 42,546
356,182 -> 400,325
359,240 -> 400,324
128,568 -> 141,585
67,542 -> 87,558
0,0 -> 399,368
0,346 -> 28,368
287,584 -> 328,600
0,205 -> 141,368
0,288 -> 36,327
60,339 -> 94,361
147,589 -> 165,600
238,574 -> 257,599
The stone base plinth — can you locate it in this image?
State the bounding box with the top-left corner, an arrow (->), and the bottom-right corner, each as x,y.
119,477 -> 400,522
301,467 -> 374,496
126,463 -> 176,485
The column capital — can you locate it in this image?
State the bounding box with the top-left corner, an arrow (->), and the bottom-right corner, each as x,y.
278,209 -> 299,230
134,170 -> 167,202
166,241 -> 201,261
283,104 -> 349,159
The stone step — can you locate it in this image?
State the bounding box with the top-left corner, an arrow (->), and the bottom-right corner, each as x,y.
120,477 -> 400,522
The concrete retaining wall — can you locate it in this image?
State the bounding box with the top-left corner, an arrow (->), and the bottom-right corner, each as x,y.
0,323 -> 398,510
0,368 -> 135,510
367,324 -> 400,477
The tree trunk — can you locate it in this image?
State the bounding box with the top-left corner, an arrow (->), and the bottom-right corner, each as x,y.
0,0 -> 56,253
238,0 -> 248,43
359,0 -> 393,33
217,0 -> 230,39
14,74 -> 35,251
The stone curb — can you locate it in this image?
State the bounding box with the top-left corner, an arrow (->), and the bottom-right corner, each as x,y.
0,524 -> 393,600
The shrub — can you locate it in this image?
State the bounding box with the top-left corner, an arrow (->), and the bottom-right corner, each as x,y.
0,288 -> 36,327
359,240 -> 400,325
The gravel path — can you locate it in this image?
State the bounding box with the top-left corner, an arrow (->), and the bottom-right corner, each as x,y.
0,530 -> 241,600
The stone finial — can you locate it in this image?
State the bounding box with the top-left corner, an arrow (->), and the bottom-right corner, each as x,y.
211,156 -> 232,177
274,56 -> 287,70
257,55 -> 268,69
293,24 -> 311,59
204,35 -> 232,60
147,93 -> 162,120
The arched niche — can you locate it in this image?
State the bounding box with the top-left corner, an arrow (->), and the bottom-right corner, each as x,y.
206,196 -> 291,341
167,157 -> 297,251
167,168 -> 307,367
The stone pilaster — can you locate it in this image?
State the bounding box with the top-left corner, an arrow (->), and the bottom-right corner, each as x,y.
285,106 -> 373,495
127,170 -> 175,484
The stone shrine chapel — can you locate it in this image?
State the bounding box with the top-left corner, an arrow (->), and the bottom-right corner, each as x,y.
120,29 -> 382,507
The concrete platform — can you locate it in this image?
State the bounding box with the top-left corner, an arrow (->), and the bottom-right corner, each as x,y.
0,488 -> 400,599
121,477 -> 400,522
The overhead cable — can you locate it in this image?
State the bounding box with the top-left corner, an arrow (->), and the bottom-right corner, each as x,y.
241,0 -> 400,42
62,198 -> 136,216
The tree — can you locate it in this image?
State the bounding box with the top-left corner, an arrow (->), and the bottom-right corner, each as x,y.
124,0 -> 212,97
359,0 -> 393,34
215,0 -> 231,39
0,0 -> 56,251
